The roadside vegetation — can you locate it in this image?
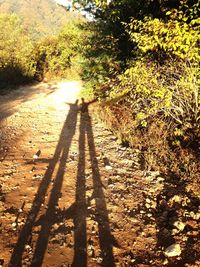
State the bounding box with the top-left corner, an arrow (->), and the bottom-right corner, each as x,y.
0,3 -> 84,90
0,14 -> 36,88
78,0 -> 199,181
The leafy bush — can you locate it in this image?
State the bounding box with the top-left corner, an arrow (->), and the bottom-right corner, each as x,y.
35,19 -> 85,80
74,0 -> 200,187
0,14 -> 36,88
127,16 -> 199,61
0,13 -> 86,87
80,21 -> 121,98
108,60 -> 199,126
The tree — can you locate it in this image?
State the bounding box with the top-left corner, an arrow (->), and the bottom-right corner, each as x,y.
0,14 -> 36,87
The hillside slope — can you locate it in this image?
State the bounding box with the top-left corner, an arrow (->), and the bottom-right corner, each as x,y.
0,0 -> 77,38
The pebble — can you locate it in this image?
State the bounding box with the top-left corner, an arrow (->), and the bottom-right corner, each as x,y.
33,150 -> 41,159
151,201 -> 157,209
105,165 -> 112,170
190,212 -> 200,220
173,220 -> 186,231
164,243 -> 182,257
171,195 -> 182,203
96,257 -> 103,263
25,245 -> 31,250
146,171 -> 160,177
163,258 -> 168,265
32,174 -> 42,180
156,177 -> 165,183
12,222 -> 17,228
30,166 -> 36,173
145,203 -> 151,209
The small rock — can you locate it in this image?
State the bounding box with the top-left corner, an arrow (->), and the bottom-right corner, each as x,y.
119,146 -> 126,151
151,201 -> 157,209
156,177 -> 165,183
32,174 -> 42,180
90,199 -> 95,206
159,199 -> 168,208
25,245 -> 31,250
96,257 -> 103,263
164,243 -> 181,257
69,155 -> 75,161
172,229 -> 178,235
146,171 -> 160,177
171,195 -> 182,203
163,258 -> 168,265
182,236 -> 188,242
145,203 -> 151,209
30,166 -> 36,173
105,165 -> 112,170
190,212 -> 200,220
173,221 -> 185,231
12,222 -> 17,228
33,150 -> 41,159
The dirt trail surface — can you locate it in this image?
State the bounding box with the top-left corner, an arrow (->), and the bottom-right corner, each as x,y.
0,81 -> 199,267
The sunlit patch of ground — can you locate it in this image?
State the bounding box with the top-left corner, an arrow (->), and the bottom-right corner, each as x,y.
55,81 -> 82,103
0,81 -> 82,122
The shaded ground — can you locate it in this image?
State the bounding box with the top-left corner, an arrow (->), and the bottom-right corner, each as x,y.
0,81 -> 199,267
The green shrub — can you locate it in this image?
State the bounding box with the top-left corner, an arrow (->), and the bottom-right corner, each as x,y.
34,19 -> 85,80
0,14 -> 36,88
108,60 -> 199,125
127,16 -> 199,61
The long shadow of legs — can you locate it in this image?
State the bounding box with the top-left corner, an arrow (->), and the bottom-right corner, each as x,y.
85,112 -> 116,267
9,102 -> 78,267
72,109 -> 87,267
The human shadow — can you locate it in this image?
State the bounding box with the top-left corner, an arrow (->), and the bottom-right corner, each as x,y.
79,97 -> 97,113
72,101 -> 88,267
9,98 -> 116,267
52,99 -> 116,267
86,112 -> 117,267
9,100 -> 79,267
72,101 -> 116,267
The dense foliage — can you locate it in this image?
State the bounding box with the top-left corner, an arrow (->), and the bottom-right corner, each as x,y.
0,0 -> 78,39
0,12 -> 84,88
0,14 -> 36,88
77,0 -> 200,174
34,19 -> 85,80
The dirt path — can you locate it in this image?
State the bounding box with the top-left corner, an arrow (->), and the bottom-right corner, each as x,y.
0,81 -> 199,267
